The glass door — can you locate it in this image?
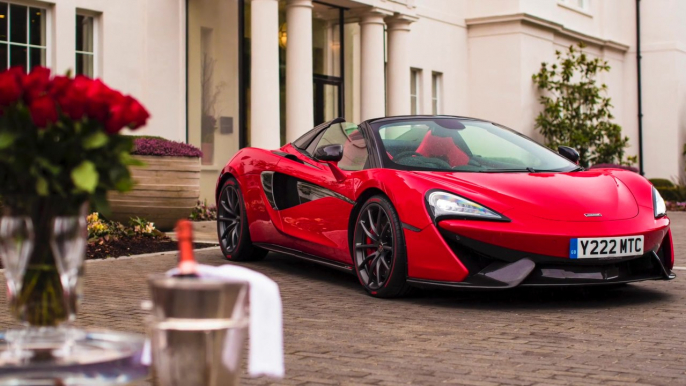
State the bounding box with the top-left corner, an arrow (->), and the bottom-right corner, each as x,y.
312,2 -> 344,125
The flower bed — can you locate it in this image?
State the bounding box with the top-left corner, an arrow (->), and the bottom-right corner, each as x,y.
131,137 -> 203,158
189,199 -> 217,221
86,213 -> 214,260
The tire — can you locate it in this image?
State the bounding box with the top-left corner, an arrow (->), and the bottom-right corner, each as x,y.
352,195 -> 411,298
217,177 -> 268,261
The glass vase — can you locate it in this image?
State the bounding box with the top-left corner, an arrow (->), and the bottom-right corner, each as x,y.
2,196 -> 88,327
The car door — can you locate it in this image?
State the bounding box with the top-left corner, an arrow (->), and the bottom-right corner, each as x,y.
275,122 -> 370,263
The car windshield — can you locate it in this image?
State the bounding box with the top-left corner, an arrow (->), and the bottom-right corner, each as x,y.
372,117 -> 578,173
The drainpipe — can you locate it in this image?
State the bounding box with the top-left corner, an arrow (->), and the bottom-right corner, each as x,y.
636,0 -> 644,175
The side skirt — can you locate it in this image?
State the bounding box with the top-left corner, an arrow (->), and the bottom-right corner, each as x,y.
254,243 -> 354,274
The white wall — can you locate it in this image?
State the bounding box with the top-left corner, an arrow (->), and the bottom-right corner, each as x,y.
639,0 -> 686,180
38,0 -> 186,142
410,0 -> 469,116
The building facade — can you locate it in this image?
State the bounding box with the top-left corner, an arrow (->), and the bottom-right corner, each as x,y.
9,0 -> 686,199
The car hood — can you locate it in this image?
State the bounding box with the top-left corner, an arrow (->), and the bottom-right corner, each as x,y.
411,170 -> 639,222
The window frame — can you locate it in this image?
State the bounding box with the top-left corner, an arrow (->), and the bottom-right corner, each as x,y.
558,0 -> 590,13
410,68 -> 421,115
0,1 -> 50,72
309,123 -> 371,171
75,11 -> 98,78
369,117 -> 578,173
431,72 -> 442,115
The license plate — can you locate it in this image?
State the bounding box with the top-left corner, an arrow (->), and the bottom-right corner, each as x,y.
569,236 -> 645,259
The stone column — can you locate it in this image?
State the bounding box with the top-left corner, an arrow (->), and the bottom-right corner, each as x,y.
359,9 -> 389,121
285,0 -> 314,142
385,15 -> 415,117
250,0 -> 280,149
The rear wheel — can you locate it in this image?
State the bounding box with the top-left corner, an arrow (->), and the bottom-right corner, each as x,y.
352,195 -> 411,298
217,178 -> 268,261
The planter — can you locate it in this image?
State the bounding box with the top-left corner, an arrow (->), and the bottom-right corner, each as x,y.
109,155 -> 200,231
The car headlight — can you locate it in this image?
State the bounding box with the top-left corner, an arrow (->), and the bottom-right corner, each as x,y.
653,186 -> 666,218
426,191 -> 507,221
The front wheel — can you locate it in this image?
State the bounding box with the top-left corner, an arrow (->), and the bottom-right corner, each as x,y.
352,195 -> 411,298
217,178 -> 268,261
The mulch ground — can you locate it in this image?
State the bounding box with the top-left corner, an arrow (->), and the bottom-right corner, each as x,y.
87,235 -> 216,260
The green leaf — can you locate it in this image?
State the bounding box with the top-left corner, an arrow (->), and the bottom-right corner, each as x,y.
83,132 -> 109,150
71,161 -> 99,193
36,176 -> 48,196
115,177 -> 135,192
36,157 -> 61,176
0,132 -> 16,149
91,192 -> 111,217
120,152 -> 145,167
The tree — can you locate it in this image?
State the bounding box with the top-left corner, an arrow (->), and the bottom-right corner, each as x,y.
532,43 -> 633,168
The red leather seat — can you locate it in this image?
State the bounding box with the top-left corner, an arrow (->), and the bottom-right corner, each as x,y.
339,129 -> 369,170
416,130 -> 469,167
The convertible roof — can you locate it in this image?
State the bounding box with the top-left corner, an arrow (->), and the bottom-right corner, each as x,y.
365,115 -> 486,125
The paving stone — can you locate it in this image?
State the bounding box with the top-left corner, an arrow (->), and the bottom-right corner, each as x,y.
0,215 -> 685,385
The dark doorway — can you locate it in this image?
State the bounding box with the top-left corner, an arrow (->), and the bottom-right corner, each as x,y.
312,1 -> 345,125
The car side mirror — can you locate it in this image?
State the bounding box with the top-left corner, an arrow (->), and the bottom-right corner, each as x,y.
314,144 -> 344,162
558,146 -> 580,164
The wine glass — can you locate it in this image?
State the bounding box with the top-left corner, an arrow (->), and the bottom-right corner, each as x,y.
50,215 -> 87,345
0,216 -> 35,355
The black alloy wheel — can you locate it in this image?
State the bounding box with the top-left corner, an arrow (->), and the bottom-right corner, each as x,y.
353,195 -> 410,298
217,178 -> 267,261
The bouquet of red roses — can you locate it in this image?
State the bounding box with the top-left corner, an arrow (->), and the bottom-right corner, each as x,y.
0,66 -> 150,325
0,66 -> 150,213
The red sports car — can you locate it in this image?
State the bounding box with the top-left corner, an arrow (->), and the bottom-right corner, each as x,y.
215,116 -> 675,298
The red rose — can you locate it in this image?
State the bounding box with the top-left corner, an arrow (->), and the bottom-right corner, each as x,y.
106,95 -> 149,133
126,97 -> 150,130
56,76 -> 91,120
23,66 -> 51,104
29,95 -> 59,128
49,75 -> 71,99
0,67 -> 25,106
105,98 -> 129,134
85,79 -> 123,122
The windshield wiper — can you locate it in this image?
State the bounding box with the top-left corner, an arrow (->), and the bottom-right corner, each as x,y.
478,168 -> 534,173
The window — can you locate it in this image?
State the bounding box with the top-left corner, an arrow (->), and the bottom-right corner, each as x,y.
0,2 -> 46,71
76,14 -> 95,77
312,123 -> 369,171
559,0 -> 589,11
410,69 -> 421,115
431,72 -> 442,115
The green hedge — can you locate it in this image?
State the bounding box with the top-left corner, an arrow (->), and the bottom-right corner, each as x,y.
650,179 -> 686,202
649,178 -> 675,188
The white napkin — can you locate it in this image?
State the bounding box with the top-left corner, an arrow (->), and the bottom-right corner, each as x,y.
142,264 -> 284,378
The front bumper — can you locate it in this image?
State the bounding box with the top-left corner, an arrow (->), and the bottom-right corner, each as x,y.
409,254 -> 673,291
404,208 -> 675,289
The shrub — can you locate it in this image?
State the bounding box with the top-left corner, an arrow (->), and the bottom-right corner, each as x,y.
656,185 -> 686,202
87,212 -> 159,241
532,43 -> 632,168
129,216 -> 157,236
131,137 -> 202,158
647,178 -> 686,203
189,199 -> 217,221
649,178 -> 675,188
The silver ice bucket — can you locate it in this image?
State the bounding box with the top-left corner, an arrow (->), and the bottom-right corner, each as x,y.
148,275 -> 249,386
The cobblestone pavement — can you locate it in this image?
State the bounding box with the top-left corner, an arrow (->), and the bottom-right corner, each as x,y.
0,213 -> 685,385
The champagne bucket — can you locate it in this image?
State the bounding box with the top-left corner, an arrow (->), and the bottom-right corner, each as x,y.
148,275 -> 249,386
